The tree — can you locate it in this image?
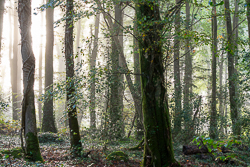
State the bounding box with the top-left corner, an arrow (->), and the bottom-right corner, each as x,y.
136,0 -> 180,166
42,0 -> 57,133
109,3 -> 123,139
133,20 -> 143,140
38,0 -> 44,127
8,3 -> 18,121
209,0 -> 218,139
65,0 -> 82,155
246,0 -> 250,43
183,0 -> 193,136
0,0 -> 4,62
18,0 -> 43,161
90,14 -> 100,129
12,0 -> 20,121
224,0 -> 240,137
173,0 -> 182,135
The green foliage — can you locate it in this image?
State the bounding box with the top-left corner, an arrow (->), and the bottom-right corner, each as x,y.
38,132 -> 64,143
0,148 -> 23,159
193,136 -> 242,161
106,151 -> 129,162
0,120 -> 19,135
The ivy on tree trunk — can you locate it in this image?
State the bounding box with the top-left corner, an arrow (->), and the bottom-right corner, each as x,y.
136,1 -> 180,166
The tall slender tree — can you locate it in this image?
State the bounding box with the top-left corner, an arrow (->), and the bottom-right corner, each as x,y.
38,0 -> 44,127
173,0 -> 182,135
133,19 -> 143,140
246,0 -> 250,43
65,0 -> 82,155
136,0 -> 180,166
109,3 -> 123,139
210,0 -> 218,139
18,0 -> 43,161
224,0 -> 240,137
42,0 -> 57,133
90,14 -> 100,129
183,0 -> 193,137
12,0 -> 20,120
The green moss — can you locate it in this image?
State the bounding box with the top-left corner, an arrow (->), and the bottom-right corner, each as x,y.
106,151 -> 129,162
0,147 -> 23,159
25,132 -> 44,162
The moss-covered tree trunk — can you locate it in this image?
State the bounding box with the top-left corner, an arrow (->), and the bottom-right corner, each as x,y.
42,0 -> 57,133
18,0 -> 43,161
136,1 -> 179,166
65,0 -> 82,155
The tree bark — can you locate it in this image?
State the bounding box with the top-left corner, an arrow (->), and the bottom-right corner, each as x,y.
183,0 -> 193,138
233,0 -> 240,134
219,54 -> 224,135
133,19 -> 143,140
224,0 -> 240,137
9,4 -> 18,121
109,3 -> 123,139
136,1 -> 179,166
90,14 -> 100,129
173,0 -> 182,135
10,2 -> 19,121
42,0 -> 57,133
65,0 -> 82,155
18,0 -> 43,161
210,0 -> 217,139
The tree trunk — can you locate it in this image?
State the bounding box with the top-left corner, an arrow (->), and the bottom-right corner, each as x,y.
38,1 -> 44,128
183,0 -> 192,137
219,54 -> 224,135
136,1 -> 179,166
133,19 -> 143,140
233,0 -> 240,134
42,0 -> 57,133
9,4 -> 18,121
210,0 -> 217,139
13,1 -> 20,121
109,3 -> 123,139
0,0 -> 5,62
18,0 -> 43,161
118,10 -> 125,137
65,0 -> 82,155
173,0 -> 182,135
246,0 -> 250,43
90,14 -> 100,129
224,0 -> 240,137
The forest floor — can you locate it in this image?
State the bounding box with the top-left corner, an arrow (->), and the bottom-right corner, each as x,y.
1,132 -> 250,166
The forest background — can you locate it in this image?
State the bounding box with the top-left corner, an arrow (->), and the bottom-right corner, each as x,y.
0,0 -> 250,166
